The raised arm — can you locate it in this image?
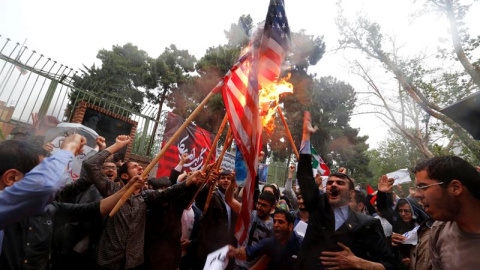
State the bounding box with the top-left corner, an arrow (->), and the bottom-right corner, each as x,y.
225,171 -> 242,215
170,153 -> 189,185
50,176 -> 145,226
284,165 -> 298,211
144,170 -> 205,206
298,112 -> 321,210
376,175 -> 397,224
0,134 -> 86,229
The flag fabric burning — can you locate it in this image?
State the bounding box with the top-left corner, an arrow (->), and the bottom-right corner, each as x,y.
221,0 -> 291,245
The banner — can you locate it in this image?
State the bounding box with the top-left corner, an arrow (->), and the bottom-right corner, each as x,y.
216,148 -> 235,172
156,112 -> 215,178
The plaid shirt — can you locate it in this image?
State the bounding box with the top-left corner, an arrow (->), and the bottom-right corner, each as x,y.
84,150 -> 191,269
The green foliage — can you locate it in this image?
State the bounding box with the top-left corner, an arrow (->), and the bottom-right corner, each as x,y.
72,43 -> 151,113
368,130 -> 424,185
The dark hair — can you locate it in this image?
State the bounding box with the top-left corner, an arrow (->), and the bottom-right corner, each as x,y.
414,156 -> 480,199
118,161 -> 134,178
273,209 -> 294,224
258,191 -> 276,206
0,140 -> 46,177
328,172 -> 355,190
262,184 -> 280,201
396,199 -> 410,208
113,153 -> 124,163
353,190 -> 366,205
220,169 -> 232,175
148,176 -> 171,189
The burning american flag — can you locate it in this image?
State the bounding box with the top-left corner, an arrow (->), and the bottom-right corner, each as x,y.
221,0 -> 291,244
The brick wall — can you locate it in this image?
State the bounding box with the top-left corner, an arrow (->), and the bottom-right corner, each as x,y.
71,101 -> 139,162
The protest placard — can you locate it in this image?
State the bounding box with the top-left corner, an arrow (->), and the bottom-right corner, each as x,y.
386,169 -> 412,185
204,245 -> 229,270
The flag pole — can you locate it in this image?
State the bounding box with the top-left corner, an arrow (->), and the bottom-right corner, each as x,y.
109,86 -> 222,217
203,129 -> 234,214
186,113 -> 229,209
277,106 -> 299,159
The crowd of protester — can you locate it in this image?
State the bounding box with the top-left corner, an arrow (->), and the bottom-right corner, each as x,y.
1,112 -> 479,270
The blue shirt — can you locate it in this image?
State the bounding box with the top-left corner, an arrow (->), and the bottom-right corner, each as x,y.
334,205 -> 350,230
246,230 -> 303,270
0,150 -> 73,252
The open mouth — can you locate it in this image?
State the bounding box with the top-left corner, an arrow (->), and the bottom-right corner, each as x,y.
329,188 -> 340,197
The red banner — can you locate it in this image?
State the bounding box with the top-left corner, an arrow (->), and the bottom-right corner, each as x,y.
156,112 -> 216,178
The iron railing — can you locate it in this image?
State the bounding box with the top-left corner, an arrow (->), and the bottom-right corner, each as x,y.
0,35 -> 162,156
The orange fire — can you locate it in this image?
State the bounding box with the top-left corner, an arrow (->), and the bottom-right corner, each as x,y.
259,74 -> 294,134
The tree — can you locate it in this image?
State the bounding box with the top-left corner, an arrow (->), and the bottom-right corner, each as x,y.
145,45 -> 197,154
368,130 -> 425,181
353,61 -> 435,158
336,0 -> 480,159
309,77 -> 372,182
72,43 -> 151,113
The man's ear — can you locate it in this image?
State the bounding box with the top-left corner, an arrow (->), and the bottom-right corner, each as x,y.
120,173 -> 129,180
1,169 -> 23,187
289,223 -> 294,232
449,180 -> 463,197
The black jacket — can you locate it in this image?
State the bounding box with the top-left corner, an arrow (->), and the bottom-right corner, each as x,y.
0,201 -> 101,270
297,154 -> 396,270
144,169 -> 198,270
195,187 -> 237,266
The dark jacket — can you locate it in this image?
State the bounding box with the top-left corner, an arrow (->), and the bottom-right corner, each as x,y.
0,201 -> 101,270
297,153 -> 396,270
195,186 -> 237,266
144,169 -> 198,270
246,230 -> 303,270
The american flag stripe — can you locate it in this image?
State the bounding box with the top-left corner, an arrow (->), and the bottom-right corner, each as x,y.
222,0 -> 290,245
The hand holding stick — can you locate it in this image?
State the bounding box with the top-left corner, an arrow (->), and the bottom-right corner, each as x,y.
203,130 -> 234,213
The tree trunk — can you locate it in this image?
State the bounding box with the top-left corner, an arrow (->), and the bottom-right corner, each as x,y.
378,52 -> 480,160
445,0 -> 480,89
146,90 -> 168,156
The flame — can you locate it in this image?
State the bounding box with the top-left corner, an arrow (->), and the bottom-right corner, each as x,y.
259,74 -> 294,134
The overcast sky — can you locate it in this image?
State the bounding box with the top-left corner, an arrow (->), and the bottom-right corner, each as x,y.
1,0 -> 478,148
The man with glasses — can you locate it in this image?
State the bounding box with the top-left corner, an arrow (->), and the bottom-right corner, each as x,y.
414,156 -> 480,269
101,161 -> 119,184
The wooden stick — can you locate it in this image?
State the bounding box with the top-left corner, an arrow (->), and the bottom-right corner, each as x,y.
202,114 -> 228,171
277,106 -> 299,159
186,114 -> 229,209
109,89 -> 220,217
203,130 -> 234,214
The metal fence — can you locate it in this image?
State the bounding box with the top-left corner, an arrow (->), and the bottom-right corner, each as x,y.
0,35 -> 161,156
266,162 -> 289,187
